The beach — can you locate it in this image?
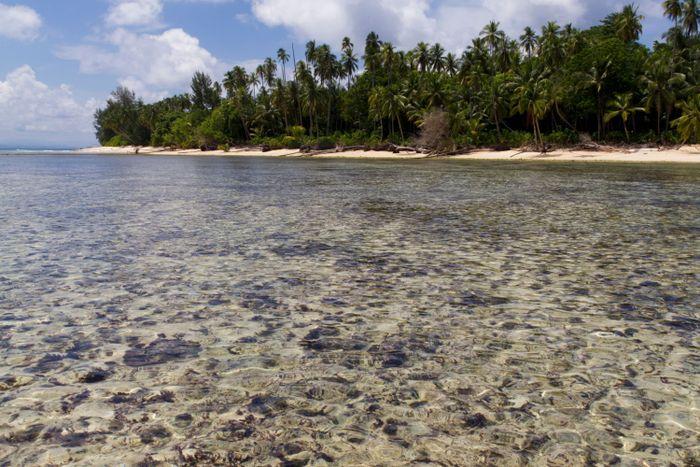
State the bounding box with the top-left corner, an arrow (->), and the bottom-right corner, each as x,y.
77,145 -> 700,163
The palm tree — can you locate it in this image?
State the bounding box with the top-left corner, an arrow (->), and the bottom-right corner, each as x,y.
363,32 -> 381,79
539,22 -> 563,67
672,94 -> 700,142
445,53 -> 458,76
263,57 -> 277,88
520,27 -> 537,58
249,72 -> 260,97
663,0 -> 683,27
305,40 -> 317,67
641,56 -> 687,138
614,4 -> 644,42
223,66 -> 248,97
485,73 -> 512,137
341,37 -> 353,53
513,64 -> 552,150
604,93 -> 645,142
682,0 -> 699,36
415,42 -> 430,72
430,43 -> 446,72
371,86 -> 408,140
380,42 -> 396,80
277,48 -> 290,83
481,21 -> 504,55
579,61 -> 611,139
339,36 -> 357,88
341,49 -> 358,88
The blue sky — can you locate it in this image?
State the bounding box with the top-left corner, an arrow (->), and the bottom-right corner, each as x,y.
0,0 -> 672,148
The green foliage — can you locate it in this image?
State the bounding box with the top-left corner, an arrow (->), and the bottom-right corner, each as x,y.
94,5 -> 700,150
544,129 -> 580,145
104,135 -> 129,147
287,126 -> 307,138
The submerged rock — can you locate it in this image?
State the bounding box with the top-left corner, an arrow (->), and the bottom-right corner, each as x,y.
123,339 -> 201,367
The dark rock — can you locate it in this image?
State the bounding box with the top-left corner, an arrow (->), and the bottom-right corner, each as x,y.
662,317 -> 700,332
301,338 -> 366,352
248,394 -> 288,416
123,339 -> 201,367
174,413 -> 193,428
139,425 -> 171,444
304,327 -> 339,340
464,413 -> 489,428
78,368 -> 110,384
383,423 -> 398,435
2,424 -> 44,443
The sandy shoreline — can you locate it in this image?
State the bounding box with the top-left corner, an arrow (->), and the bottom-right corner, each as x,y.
76,145 -> 700,163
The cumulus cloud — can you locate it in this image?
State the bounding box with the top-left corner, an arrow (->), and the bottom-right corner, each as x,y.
57,28 -> 223,101
106,0 -> 163,27
250,0 -> 669,50
0,65 -> 97,145
0,2 -> 42,41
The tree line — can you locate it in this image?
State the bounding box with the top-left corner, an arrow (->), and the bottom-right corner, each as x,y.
94,1 -> 700,152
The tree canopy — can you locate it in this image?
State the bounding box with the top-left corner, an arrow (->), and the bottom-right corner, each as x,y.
95,1 -> 700,150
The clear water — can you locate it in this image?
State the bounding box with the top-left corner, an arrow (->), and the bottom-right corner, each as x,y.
0,155 -> 698,465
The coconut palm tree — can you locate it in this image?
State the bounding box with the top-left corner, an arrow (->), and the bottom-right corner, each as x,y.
485,73 -> 512,137
445,53 -> 458,76
539,22 -> 563,67
223,66 -> 249,98
579,61 -> 611,139
682,0 -> 699,36
263,58 -> 277,88
672,94 -> 700,142
611,4 -> 644,42
249,72 -> 260,97
371,86 -> 408,140
380,42 -> 396,79
277,48 -> 290,83
663,0 -> 683,27
641,56 -> 687,137
604,93 -> 645,142
520,27 -> 538,58
415,42 -> 430,72
305,40 -> 317,67
513,64 -> 552,149
341,49 -> 358,88
430,43 -> 446,72
481,21 -> 504,55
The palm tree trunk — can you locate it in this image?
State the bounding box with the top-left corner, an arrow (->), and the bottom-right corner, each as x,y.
397,116 -> 404,141
623,119 -> 629,143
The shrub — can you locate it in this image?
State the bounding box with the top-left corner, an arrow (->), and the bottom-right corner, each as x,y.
281,136 -> 302,149
104,135 -> 129,147
314,136 -> 337,150
287,126 -> 307,138
544,129 -> 579,146
337,130 -> 369,147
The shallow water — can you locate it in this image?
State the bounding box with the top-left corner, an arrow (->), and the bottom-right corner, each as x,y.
0,155 -> 698,465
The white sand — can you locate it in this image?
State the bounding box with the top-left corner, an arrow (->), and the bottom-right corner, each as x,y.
78,145 -> 700,163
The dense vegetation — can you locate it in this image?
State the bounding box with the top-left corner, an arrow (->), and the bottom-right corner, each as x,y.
95,1 -> 700,152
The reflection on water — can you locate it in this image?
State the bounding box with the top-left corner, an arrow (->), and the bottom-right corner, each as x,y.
0,155 -> 698,465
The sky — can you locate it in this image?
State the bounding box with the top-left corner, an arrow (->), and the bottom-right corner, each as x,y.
0,0 -> 673,148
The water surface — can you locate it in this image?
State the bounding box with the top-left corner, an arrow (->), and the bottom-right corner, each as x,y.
0,155 -> 698,465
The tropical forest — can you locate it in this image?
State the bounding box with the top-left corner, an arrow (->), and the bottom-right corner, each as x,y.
94,0 -> 700,153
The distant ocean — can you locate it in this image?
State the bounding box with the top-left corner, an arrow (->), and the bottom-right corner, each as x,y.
0,148 -> 78,155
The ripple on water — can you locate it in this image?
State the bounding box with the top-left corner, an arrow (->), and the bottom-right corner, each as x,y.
0,156 -> 698,465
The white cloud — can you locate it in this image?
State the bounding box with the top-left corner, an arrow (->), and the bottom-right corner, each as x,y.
0,2 -> 42,41
57,28 -> 224,101
0,65 -> 97,145
250,0 -> 670,50
106,0 -> 163,27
